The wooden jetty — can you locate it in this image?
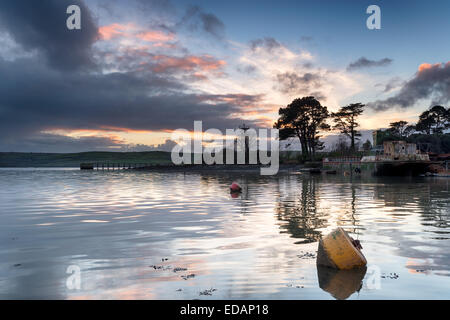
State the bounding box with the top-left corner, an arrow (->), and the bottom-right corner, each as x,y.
80,163 -> 158,170
80,163 -> 289,173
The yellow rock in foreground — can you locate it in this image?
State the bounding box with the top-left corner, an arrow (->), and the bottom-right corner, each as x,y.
317,227 -> 367,270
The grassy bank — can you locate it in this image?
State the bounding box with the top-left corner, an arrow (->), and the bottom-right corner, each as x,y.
1,150 -> 369,167
0,151 -> 173,167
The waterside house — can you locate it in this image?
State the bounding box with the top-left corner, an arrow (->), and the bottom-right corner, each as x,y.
323,141 -> 431,176
361,141 -> 430,162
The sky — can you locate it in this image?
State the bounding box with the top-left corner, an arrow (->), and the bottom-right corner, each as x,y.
0,0 -> 449,152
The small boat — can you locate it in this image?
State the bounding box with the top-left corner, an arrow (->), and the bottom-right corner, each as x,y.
80,163 -> 94,170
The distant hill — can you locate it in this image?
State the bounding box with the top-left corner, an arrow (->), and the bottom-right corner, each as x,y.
0,151 -> 173,167
280,130 -> 375,151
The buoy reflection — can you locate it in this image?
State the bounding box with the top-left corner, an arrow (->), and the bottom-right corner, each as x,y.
316,265 -> 366,300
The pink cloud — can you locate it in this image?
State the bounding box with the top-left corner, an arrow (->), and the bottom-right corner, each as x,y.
417,62 -> 448,73
152,55 -> 226,73
98,23 -> 135,40
98,23 -> 175,44
135,31 -> 175,42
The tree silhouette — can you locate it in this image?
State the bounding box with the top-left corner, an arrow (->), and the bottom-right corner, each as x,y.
274,96 -> 329,160
331,103 -> 364,151
416,105 -> 449,134
388,120 -> 409,138
404,125 -> 417,138
374,105 -> 449,153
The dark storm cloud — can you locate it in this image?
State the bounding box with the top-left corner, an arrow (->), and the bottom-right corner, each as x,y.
0,1 -> 261,152
347,57 -> 393,71
374,77 -> 404,93
200,12 -> 225,39
250,37 -> 281,52
368,62 -> 450,111
0,57 -> 261,150
179,5 -> 225,39
275,71 -> 323,95
0,0 -> 99,71
0,133 -> 127,153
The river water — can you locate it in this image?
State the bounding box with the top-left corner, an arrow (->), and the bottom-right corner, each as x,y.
0,168 -> 449,299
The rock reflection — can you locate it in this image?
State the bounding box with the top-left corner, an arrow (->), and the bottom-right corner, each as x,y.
317,265 -> 366,300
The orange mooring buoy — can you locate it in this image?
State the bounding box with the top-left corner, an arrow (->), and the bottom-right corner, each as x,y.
230,182 -> 242,193
316,227 -> 367,270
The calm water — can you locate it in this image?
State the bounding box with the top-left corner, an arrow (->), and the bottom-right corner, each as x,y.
0,168 -> 449,299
